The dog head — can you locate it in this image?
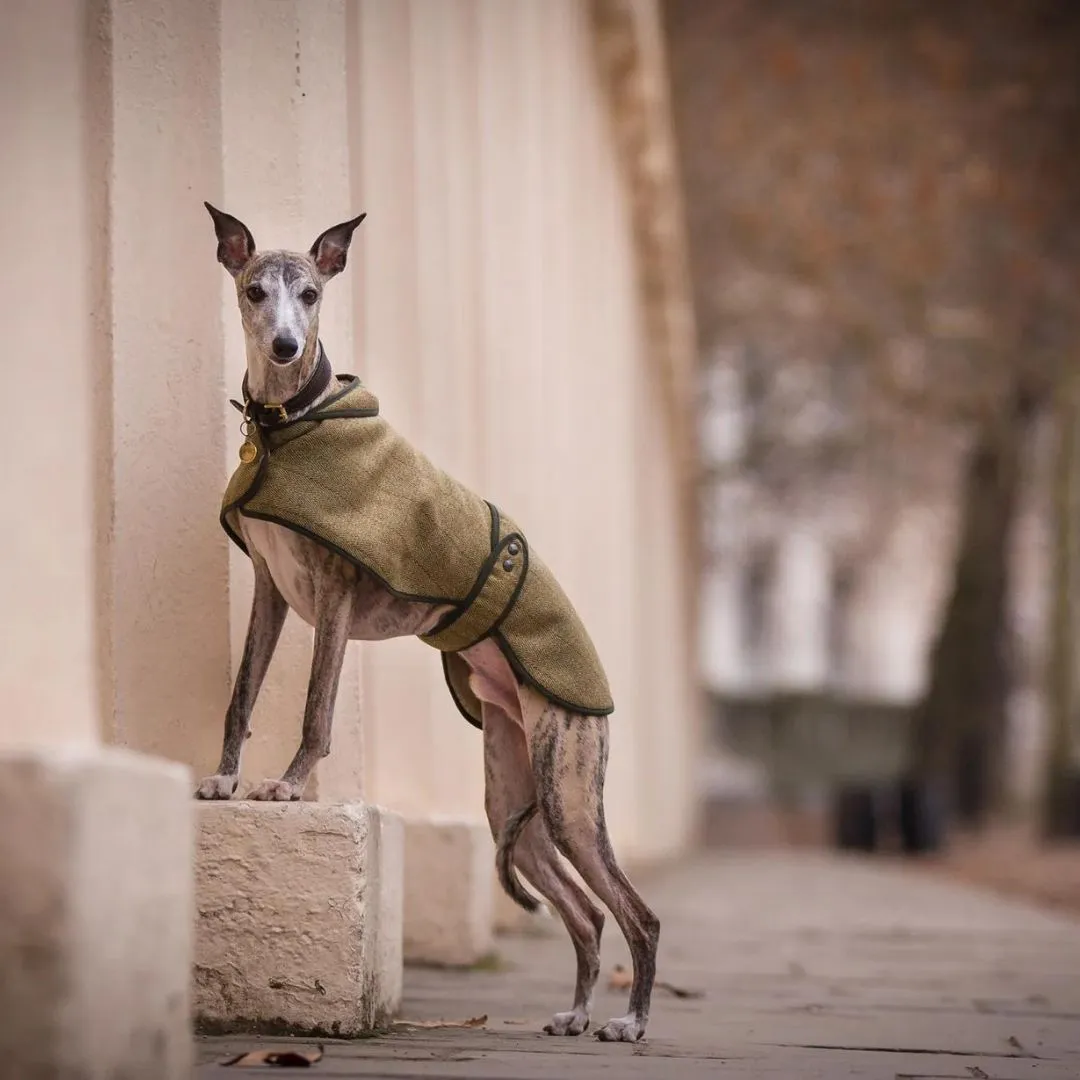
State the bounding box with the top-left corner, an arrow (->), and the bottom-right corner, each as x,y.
204,203 -> 365,401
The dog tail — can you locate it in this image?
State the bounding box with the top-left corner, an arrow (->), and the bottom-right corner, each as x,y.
496,801 -> 540,912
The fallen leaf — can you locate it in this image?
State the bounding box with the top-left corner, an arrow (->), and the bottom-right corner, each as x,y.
221,1046 -> 324,1068
966,1067 -> 989,1079
392,1015 -> 487,1030
608,964 -> 703,999
657,980 -> 705,1000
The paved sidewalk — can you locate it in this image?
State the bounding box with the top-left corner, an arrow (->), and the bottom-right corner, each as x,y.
197,852 -> 1080,1078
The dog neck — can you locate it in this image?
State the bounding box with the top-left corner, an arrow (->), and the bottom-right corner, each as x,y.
241,342 -> 338,427
243,329 -> 324,405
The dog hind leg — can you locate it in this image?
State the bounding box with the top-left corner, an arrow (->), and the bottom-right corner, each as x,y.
483,703 -> 605,1035
523,692 -> 660,1043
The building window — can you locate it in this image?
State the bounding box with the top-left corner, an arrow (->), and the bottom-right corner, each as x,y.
741,345 -> 769,469
826,561 -> 857,686
741,545 -> 775,679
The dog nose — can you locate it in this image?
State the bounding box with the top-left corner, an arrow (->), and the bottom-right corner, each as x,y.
271,335 -> 299,361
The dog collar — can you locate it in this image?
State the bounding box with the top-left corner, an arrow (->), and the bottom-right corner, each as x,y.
235,345 -> 334,429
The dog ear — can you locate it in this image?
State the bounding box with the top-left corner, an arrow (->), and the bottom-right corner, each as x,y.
309,213 -> 367,279
204,202 -> 256,277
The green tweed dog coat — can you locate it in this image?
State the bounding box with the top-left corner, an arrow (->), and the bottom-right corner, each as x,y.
221,375 -> 613,728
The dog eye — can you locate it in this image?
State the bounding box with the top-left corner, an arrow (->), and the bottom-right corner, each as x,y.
300,287 -> 319,305
245,284 -> 266,303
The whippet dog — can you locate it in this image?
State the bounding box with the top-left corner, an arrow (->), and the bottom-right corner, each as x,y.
195,204 -> 659,1042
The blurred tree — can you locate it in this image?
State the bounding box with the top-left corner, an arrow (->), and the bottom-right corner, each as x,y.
908,380 -> 1041,824
665,0 -> 1080,825
1043,362 -> 1080,837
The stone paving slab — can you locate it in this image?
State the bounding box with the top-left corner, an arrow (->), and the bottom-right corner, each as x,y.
197,852 -> 1080,1078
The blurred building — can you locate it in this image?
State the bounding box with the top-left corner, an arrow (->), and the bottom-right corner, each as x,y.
662,0 -> 1069,826
0,0 -> 700,1070
692,319 -> 1050,828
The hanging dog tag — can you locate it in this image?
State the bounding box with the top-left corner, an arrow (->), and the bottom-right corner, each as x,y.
238,410 -> 258,464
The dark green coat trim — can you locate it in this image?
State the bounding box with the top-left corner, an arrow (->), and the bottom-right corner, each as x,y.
440,653 -> 485,730
221,376 -> 615,728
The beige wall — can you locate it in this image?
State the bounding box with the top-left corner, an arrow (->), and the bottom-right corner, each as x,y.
0,0 -> 100,747
1,0 -> 698,862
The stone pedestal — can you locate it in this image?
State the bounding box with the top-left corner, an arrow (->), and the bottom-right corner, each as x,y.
0,747 -> 193,1080
194,801 -> 403,1036
403,818 -> 494,966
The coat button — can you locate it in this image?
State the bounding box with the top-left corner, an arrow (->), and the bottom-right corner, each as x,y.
503,558 -> 514,572
508,541 -> 521,556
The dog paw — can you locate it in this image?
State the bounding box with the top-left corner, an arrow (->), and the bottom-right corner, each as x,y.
194,774 -> 238,800
544,1009 -> 590,1036
595,1015 -> 646,1043
246,779 -> 302,801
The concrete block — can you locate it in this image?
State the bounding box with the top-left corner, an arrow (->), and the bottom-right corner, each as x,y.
403,817 -> 494,966
0,746 -> 193,1080
194,801 -> 403,1036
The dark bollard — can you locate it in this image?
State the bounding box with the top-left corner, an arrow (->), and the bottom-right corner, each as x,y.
1064,773 -> 1080,837
897,777 -> 947,855
1045,769 -> 1080,839
833,784 -> 879,852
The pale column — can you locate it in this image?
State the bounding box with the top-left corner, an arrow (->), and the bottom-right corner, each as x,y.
491,0 -> 586,926
469,0 -> 651,859
343,0 -> 695,877
872,594 -> 927,701
634,369 -> 697,859
410,0 -> 488,817
0,4 -> 192,1075
354,0 -> 436,816
533,0 -> 577,581
567,2 -> 643,857
218,0 -> 364,798
476,0 -> 546,523
851,504 -> 953,702
474,0 -> 644,856
352,0 -> 494,965
700,561 -> 746,692
477,0 -> 575,675
771,527 -> 831,689
0,2 -> 98,747
104,0 -> 232,772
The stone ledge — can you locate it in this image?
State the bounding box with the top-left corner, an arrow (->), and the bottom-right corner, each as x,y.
373,808 -> 404,1017
194,801 -> 403,1037
404,817 -> 495,966
0,745 -> 193,1080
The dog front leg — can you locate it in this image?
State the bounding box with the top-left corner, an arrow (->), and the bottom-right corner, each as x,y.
247,581 -> 353,801
195,559 -> 288,799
